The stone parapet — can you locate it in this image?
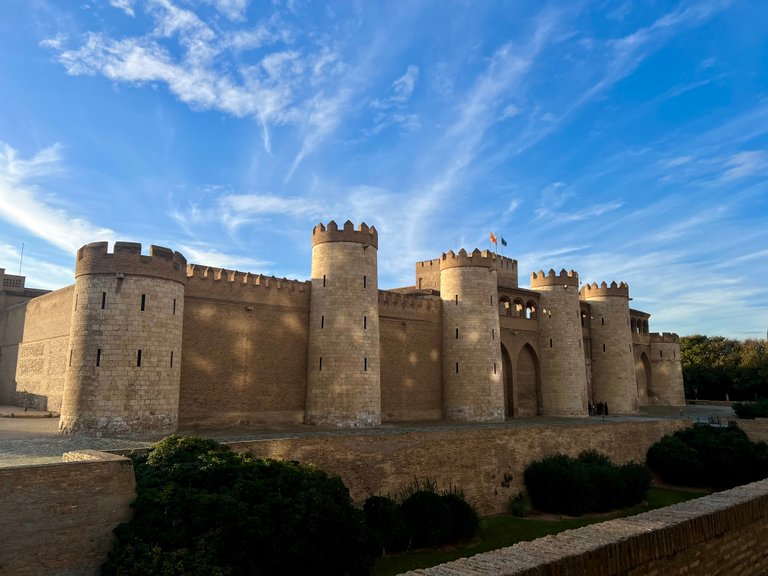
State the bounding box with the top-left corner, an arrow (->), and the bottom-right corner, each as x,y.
75,242 -> 187,284
579,280 -> 629,299
311,220 -> 378,248
530,268 -> 579,288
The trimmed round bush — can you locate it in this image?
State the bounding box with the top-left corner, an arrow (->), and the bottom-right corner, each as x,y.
647,424 -> 768,489
400,490 -> 453,548
363,495 -> 411,553
102,436 -> 376,576
440,491 -> 479,540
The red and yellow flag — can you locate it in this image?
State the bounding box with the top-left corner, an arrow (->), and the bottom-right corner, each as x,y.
489,232 -> 498,245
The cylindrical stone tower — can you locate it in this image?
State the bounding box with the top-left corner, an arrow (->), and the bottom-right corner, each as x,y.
440,249 -> 504,422
59,242 -> 187,435
650,333 -> 686,406
581,281 -> 638,414
530,269 -> 588,417
305,220 -> 381,427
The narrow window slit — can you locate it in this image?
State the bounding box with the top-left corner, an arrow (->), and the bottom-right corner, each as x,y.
140,294 -> 146,311
101,292 -> 106,309
96,349 -> 101,367
137,349 -> 142,367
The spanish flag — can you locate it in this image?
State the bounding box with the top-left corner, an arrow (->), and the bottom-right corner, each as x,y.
489,232 -> 498,245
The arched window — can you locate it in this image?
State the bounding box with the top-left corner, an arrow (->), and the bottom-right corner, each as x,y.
581,309 -> 588,327
513,299 -> 525,317
631,317 -> 637,333
498,297 -> 512,316
525,301 -> 537,319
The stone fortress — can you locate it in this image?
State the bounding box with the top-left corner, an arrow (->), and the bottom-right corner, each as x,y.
0,220 -> 684,435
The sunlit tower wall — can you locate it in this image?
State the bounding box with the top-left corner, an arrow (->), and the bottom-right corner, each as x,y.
650,332 -> 686,406
305,221 -> 381,427
530,269 -> 588,417
580,281 -> 638,413
59,242 -> 187,435
440,249 -> 504,422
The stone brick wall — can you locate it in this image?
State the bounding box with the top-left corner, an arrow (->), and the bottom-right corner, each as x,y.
178,276 -> 309,426
650,333 -> 685,406
402,478 -> 768,576
379,294 -> 442,421
232,419 -> 687,515
14,285 -> 74,411
0,451 -> 135,576
0,302 -> 27,404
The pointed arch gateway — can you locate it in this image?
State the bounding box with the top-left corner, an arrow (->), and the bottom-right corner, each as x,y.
502,342 -> 540,417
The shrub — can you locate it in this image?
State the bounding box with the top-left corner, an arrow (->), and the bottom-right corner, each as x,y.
524,451 -> 651,516
646,424 -> 768,489
507,491 -> 528,517
733,400 -> 768,419
102,436 -> 376,576
440,490 -> 479,540
400,490 -> 453,548
363,495 -> 410,553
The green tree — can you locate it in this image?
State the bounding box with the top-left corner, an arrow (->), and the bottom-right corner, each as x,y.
102,436 -> 376,576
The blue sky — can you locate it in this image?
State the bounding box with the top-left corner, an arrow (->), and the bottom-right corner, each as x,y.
0,0 -> 766,338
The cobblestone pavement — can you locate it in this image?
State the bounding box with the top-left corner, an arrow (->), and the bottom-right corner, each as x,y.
0,404 -> 735,469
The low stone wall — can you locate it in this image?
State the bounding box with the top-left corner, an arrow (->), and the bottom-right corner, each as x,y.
0,451 -> 135,576
403,478 -> 768,575
232,419 -> 688,514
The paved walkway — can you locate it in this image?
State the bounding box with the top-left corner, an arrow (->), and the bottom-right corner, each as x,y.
0,404 -> 735,469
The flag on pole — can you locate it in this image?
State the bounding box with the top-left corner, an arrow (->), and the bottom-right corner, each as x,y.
501,236 -> 507,247
489,232 -> 497,245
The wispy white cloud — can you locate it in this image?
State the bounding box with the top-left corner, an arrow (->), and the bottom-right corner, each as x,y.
720,150 -> 768,181
110,0 -> 136,17
0,141 -> 117,253
178,243 -> 272,271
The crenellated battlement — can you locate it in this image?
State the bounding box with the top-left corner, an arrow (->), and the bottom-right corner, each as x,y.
378,290 -> 440,311
440,248 -> 497,270
530,268 -> 579,288
185,265 -> 310,303
580,281 -> 629,299
75,241 -> 187,284
650,332 -> 680,344
312,220 -> 378,249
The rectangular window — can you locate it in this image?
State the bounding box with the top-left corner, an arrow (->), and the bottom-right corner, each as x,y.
170,351 -> 174,367
601,317 -> 605,326
364,358 -> 368,371
322,274 -> 326,287
490,295 -> 493,306
364,316 -> 367,329
137,349 -> 142,367
549,338 -> 553,348
455,294 -> 458,305
141,294 -> 146,311
603,344 -> 606,352
363,275 -> 367,288
96,348 -> 101,367
319,357 -> 323,371
492,329 -> 495,340
493,362 -> 497,374
101,292 -> 106,309
455,362 -> 459,374
321,315 -> 325,329
173,298 -> 176,315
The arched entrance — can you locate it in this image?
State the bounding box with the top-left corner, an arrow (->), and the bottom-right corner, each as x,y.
515,344 -> 539,417
636,352 -> 651,405
504,342 -> 540,417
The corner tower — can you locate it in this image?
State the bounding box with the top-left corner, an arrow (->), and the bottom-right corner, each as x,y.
650,333 -> 686,406
530,269 -> 588,417
305,221 -> 381,427
440,249 -> 504,421
59,242 -> 187,435
580,281 -> 638,413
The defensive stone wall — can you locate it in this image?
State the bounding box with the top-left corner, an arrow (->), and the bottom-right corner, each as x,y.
0,302 -> 27,404
13,286 -> 74,411
402,478 -> 768,575
233,419 -> 687,515
379,292 -> 442,421
0,451 -> 135,576
179,268 -> 310,427
649,332 -> 685,406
